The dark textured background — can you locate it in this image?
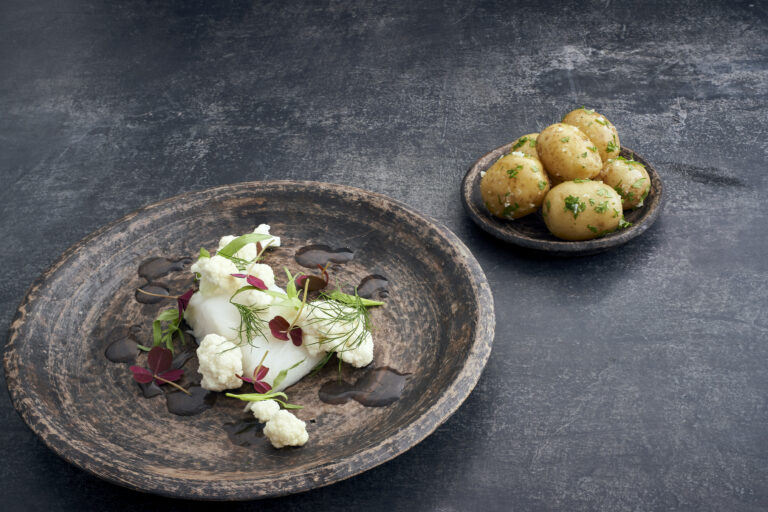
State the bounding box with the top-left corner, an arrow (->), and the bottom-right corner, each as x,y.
2,0 -> 767,510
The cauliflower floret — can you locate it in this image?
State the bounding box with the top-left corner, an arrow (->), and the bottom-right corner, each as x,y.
303,300 -> 374,367
263,410 -> 308,448
243,262 -> 276,289
214,225 -> 280,264
190,255 -> 240,296
338,331 -> 374,368
196,334 -> 243,391
253,224 -> 281,248
249,400 -> 280,422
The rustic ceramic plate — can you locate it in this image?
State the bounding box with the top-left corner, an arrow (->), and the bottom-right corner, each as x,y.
4,181 -> 494,500
461,144 -> 664,256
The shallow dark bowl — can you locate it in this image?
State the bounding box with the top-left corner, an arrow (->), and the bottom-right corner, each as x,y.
461,143 -> 664,256
4,181 -> 494,500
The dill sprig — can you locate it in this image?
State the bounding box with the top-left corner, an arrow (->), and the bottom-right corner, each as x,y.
229,286 -> 269,346
305,288 -> 381,374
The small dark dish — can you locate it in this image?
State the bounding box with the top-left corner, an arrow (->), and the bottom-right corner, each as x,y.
461,143 -> 664,256
4,181 -> 494,500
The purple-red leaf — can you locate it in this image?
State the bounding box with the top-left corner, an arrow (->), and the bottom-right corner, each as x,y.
289,326 -> 303,347
147,346 -> 172,374
254,365 -> 269,381
253,381 -> 272,393
130,366 -> 154,384
231,273 -> 268,290
269,316 -> 290,340
237,374 -> 254,384
157,368 -> 184,383
177,289 -> 195,319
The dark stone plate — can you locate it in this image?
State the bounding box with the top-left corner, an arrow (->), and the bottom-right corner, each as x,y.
461,144 -> 664,256
3,181 -> 494,500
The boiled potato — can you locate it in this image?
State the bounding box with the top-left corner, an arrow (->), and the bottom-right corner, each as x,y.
480,152 -> 550,220
562,107 -> 620,162
508,133 -> 539,159
542,180 -> 624,241
599,156 -> 651,210
537,123 -> 602,181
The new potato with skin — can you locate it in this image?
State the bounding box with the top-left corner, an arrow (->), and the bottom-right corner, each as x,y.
508,133 -> 540,160
599,158 -> 651,210
480,152 -> 550,219
537,123 -> 603,181
543,181 -> 624,241
562,108 -> 621,162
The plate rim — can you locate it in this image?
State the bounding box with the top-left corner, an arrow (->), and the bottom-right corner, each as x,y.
461,143 -> 665,255
3,180 -> 495,500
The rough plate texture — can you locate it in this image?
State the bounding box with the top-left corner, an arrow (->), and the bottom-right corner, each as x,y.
462,144 -> 664,256
3,181 -> 494,500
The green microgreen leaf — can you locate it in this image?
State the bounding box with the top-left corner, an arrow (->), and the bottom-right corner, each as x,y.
199,247 -> 210,258
273,359 -> 305,390
560,137 -> 570,143
217,233 -> 271,260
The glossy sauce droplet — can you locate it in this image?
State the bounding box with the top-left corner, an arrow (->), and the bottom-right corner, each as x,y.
104,325 -> 144,363
134,283 -> 170,304
223,416 -> 265,447
356,275 -> 388,299
319,367 -> 408,407
166,386 -> 217,416
295,245 -> 354,268
138,257 -> 192,281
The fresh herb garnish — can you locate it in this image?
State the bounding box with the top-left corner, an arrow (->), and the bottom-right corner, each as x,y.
226,391 -> 303,410
502,203 -> 520,218
511,137 -> 529,151
130,346 -> 189,395
581,106 -> 595,114
594,201 -> 609,213
595,117 -> 608,126
631,177 -> 647,189
606,135 -> 619,153
560,137 -> 570,143
538,180 -> 547,190
573,178 -> 591,183
237,351 -> 272,393
216,233 -> 273,270
564,195 -> 586,218
618,218 -> 632,229
507,165 -> 523,178
587,225 -> 599,233
587,145 -> 597,152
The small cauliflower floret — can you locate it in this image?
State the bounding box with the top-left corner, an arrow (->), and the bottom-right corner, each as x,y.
253,224 -> 281,248
249,400 -> 280,422
196,334 -> 243,391
303,301 -> 374,368
191,255 -> 240,296
338,331 -> 374,368
263,410 -> 308,449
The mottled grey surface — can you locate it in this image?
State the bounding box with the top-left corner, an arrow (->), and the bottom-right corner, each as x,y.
1,0 -> 767,510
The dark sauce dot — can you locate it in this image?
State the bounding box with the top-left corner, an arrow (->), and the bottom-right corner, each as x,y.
138,381 -> 164,398
138,257 -> 192,281
319,367 -> 408,407
105,325 -> 144,363
223,415 -> 265,447
135,283 -> 170,304
295,245 -> 354,268
166,386 -> 217,416
356,275 -> 389,299
105,338 -> 139,363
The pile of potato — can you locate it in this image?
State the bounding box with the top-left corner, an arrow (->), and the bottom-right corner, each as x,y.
480,108 -> 651,241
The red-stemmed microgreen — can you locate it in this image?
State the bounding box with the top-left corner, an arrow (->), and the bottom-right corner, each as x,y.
237,351 -> 272,393
129,346 -> 190,395
268,278 -> 309,346
230,273 -> 268,290
226,359 -> 306,409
